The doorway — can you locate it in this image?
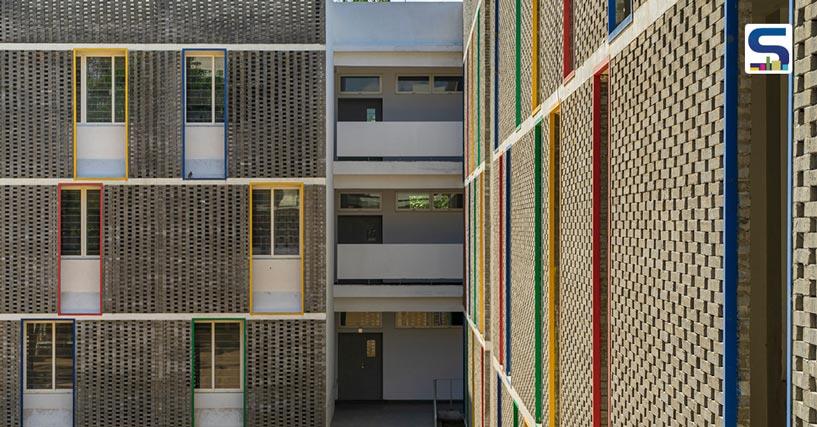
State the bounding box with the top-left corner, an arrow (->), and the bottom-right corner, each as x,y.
338,333 -> 383,400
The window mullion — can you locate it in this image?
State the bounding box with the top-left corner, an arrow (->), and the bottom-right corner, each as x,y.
211,322 -> 216,390
270,189 -> 275,256
81,57 -> 87,123
111,57 -> 115,123
51,322 -> 56,391
80,189 -> 87,257
210,56 -> 216,123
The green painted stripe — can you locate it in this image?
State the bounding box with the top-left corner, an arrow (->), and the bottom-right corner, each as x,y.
513,401 -> 519,427
533,123 -> 543,422
472,183 -> 477,322
514,0 -> 521,126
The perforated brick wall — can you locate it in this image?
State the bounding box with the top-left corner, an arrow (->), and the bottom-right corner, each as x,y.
228,51 -> 325,178
490,157 -> 502,359
0,0 -> 324,44
573,0 -> 606,67
0,321 -> 20,427
792,0 -> 817,424
509,130 -> 546,418
128,51 -> 182,178
75,320 -> 191,427
304,185 -> 327,313
538,0 -> 563,98
103,185 -> 248,313
557,80 -> 593,425
501,381 -> 513,426
498,0 -> 517,142
0,186 -> 57,313
247,319 -> 325,427
0,51 -> 72,178
608,0 -> 724,424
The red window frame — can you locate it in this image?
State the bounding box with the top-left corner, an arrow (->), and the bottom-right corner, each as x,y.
57,182 -> 104,315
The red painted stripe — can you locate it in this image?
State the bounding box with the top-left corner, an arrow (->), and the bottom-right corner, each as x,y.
562,0 -> 573,78
57,182 -> 104,316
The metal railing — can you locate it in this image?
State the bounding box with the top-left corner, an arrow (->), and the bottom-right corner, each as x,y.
433,378 -> 464,426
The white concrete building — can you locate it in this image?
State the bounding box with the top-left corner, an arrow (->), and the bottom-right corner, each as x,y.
326,0 -> 465,409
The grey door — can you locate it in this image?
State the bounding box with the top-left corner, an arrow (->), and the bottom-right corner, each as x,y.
338,333 -> 382,400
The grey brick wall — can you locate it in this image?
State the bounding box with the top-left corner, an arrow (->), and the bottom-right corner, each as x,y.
0,51 -> 73,178
0,0 -> 324,44
791,0 -> 817,424
128,51 -> 183,178
228,51 -> 325,178
608,0 -> 724,424
75,320 -> 191,427
0,186 -> 57,313
103,185 -> 249,313
304,185 -> 327,313
247,319 -> 326,427
0,321 -> 20,427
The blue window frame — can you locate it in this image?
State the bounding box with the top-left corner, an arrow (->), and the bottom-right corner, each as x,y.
608,0 -> 633,39
181,48 -> 228,180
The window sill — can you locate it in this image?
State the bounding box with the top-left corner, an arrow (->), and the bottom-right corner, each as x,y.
194,388 -> 243,393
23,389 -> 73,394
251,255 -> 300,260
60,255 -> 100,260
608,14 -> 633,42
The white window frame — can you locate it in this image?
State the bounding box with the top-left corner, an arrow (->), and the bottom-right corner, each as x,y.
338,192 -> 382,212
338,75 -> 382,95
194,320 -> 244,393
395,75 -> 431,94
431,75 -> 464,94
61,187 -> 101,258
78,55 -> 126,124
23,320 -> 73,392
395,191 -> 432,212
431,192 -> 464,211
184,52 -> 226,125
252,187 -> 303,259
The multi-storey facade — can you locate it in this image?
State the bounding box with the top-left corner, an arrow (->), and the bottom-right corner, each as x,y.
1,1 -> 329,426
463,0 -> 806,426
326,1 -> 466,405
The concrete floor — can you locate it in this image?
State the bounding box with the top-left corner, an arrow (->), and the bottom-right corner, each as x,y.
332,401 -> 460,427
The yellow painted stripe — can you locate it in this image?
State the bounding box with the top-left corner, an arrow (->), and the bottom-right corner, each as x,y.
547,107 -> 559,427
248,182 -> 306,315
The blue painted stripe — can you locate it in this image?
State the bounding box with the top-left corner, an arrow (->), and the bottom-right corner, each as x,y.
497,374 -> 502,427
786,0 -> 794,423
505,151 -> 512,375
723,0 -> 739,423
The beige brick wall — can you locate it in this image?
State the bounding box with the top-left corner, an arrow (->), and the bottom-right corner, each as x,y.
791,0 -> 817,424
608,0 -> 725,425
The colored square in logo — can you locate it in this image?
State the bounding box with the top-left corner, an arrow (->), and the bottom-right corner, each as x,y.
745,24 -> 792,75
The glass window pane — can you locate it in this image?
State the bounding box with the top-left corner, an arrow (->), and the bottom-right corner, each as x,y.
433,193 -> 463,210
60,189 -> 82,256
186,56 -> 213,123
85,57 -> 112,123
86,189 -> 100,256
214,323 -> 241,389
340,193 -> 381,210
54,323 -> 74,389
194,322 -> 213,389
114,56 -> 125,123
337,215 -> 382,244
615,0 -> 631,27
433,76 -> 463,92
397,76 -> 430,93
252,190 -> 272,256
26,323 -> 53,390
396,192 -> 430,210
274,189 -> 300,256
214,57 -> 225,123
340,76 -> 379,93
